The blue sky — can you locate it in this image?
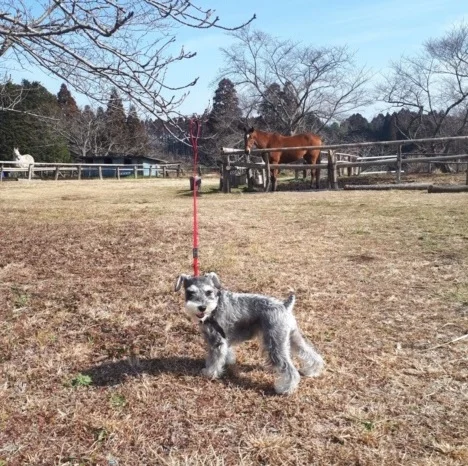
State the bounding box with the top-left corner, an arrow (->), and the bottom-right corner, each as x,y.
8,0 -> 468,120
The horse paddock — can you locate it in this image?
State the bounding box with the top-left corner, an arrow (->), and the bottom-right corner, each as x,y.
1,178 -> 467,465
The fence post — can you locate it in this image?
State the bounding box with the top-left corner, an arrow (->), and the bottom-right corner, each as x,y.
133,166 -> 138,179
177,164 -> 181,177
28,163 -> 33,181
396,145 -> 402,183
78,165 -> 82,180
263,154 -> 271,192
221,161 -> 226,192
327,150 -> 338,189
98,166 -> 103,180
0,164 -> 3,182
466,160 -> 468,185
222,162 -> 231,193
226,158 -> 232,193
117,167 -> 120,180
54,166 -> 60,180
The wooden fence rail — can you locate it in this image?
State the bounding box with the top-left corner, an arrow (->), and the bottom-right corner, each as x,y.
221,134 -> 468,156
220,135 -> 468,192
0,162 -> 182,182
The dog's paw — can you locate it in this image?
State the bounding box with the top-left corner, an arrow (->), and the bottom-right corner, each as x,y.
300,367 -> 323,377
300,357 -> 325,377
226,353 -> 236,365
201,368 -> 220,379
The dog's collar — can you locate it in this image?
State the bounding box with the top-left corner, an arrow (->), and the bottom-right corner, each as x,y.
201,308 -> 226,339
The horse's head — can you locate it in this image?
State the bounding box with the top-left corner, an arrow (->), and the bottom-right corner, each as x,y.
244,127 -> 257,154
13,147 -> 20,159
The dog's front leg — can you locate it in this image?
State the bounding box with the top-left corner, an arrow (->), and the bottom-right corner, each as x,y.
202,340 -> 228,379
226,346 -> 236,365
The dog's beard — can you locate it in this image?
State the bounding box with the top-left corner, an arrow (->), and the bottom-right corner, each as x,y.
185,300 -> 218,322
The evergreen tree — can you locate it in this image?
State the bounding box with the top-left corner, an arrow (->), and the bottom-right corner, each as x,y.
204,79 -> 242,162
105,88 -> 127,154
0,80 -> 70,162
206,78 -> 242,135
258,82 -> 300,134
126,105 -> 149,156
57,83 -> 79,119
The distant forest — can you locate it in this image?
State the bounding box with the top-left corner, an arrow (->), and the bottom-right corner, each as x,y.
1,78 -> 468,170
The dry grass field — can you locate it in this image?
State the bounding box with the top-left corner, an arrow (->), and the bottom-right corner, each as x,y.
1,177 -> 467,465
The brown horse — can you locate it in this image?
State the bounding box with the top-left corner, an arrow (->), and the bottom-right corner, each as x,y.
244,127 -> 322,191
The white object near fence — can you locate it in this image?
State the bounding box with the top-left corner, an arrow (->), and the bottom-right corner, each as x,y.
13,147 -> 35,168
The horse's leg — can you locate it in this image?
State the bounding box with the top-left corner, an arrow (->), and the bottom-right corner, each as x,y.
271,168 -> 278,192
269,153 -> 280,192
304,153 -> 315,189
312,153 -> 320,189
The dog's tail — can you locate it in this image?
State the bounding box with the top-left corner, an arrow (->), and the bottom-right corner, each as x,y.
290,328 -> 324,377
283,293 -> 296,312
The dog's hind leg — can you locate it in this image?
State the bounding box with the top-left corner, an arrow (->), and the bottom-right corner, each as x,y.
290,328 -> 324,377
264,331 -> 300,395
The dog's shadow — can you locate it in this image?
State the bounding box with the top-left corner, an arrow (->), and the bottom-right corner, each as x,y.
82,356 -> 275,395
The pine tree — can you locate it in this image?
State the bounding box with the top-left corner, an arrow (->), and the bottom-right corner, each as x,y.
207,78 -> 242,135
204,79 -> 242,162
259,82 -> 300,134
57,83 -> 79,119
105,88 -> 127,154
0,80 -> 70,162
126,105 -> 149,156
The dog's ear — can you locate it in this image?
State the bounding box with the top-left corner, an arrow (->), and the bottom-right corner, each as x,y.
174,274 -> 190,292
205,272 -> 221,289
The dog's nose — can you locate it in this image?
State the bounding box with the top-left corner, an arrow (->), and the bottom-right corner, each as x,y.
198,305 -> 207,312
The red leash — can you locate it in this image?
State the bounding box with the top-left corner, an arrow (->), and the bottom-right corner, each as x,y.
189,118 -> 201,276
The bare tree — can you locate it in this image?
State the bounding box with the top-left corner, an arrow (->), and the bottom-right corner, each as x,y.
377,21 -> 468,161
0,1 -> 255,121
219,27 -> 371,135
56,105 -> 104,160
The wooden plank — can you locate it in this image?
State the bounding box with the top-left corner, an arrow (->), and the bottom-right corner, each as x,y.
344,184 -> 431,191
221,135 -> 468,155
428,185 -> 468,193
229,162 -> 328,170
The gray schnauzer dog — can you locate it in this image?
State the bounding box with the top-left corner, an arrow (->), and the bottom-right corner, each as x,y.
174,272 -> 324,395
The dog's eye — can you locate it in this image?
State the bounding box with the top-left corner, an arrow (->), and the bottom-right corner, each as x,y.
206,290 -> 214,297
